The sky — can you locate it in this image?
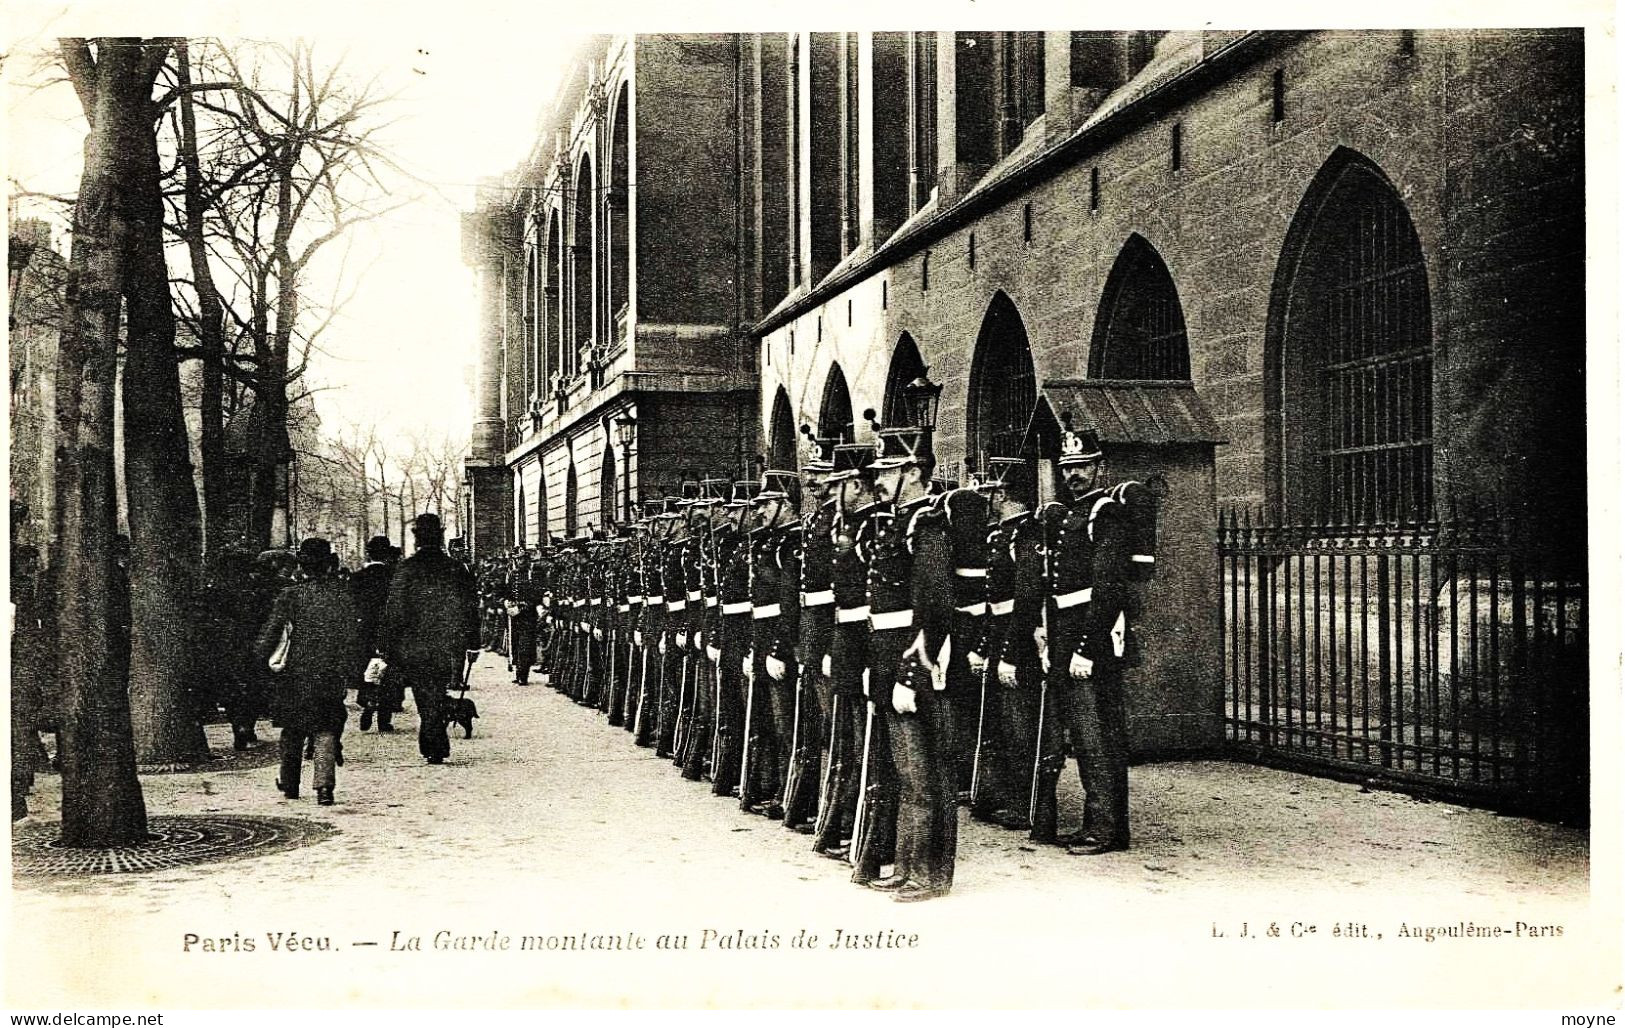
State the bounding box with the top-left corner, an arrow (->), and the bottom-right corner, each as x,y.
2,6 -> 582,467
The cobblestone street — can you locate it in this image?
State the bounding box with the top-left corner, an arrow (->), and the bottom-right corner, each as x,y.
9,652 -> 1603,1008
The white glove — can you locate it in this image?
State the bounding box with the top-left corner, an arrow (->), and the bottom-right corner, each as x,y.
692,632 -> 704,652
535,605 -> 546,618
578,621 -> 589,633
967,651 -> 987,674
997,661 -> 1018,688
676,632 -> 688,650
658,636 -> 667,654
1070,652 -> 1094,680
707,645 -> 721,662
1036,624 -> 1051,675
765,655 -> 787,681
892,682 -> 917,714
634,630 -> 644,647
363,657 -> 388,685
743,655 -> 753,679
821,653 -> 832,678
593,627 -> 603,641
862,668 -> 871,697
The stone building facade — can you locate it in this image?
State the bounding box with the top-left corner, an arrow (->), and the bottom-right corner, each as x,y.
469,30 -> 1584,553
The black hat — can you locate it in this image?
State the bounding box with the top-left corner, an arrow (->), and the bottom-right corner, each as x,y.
698,477 -> 731,506
727,480 -> 762,509
799,424 -> 838,474
412,512 -> 445,534
365,535 -> 393,560
1057,423 -> 1104,467
639,498 -> 665,521
869,426 -> 933,471
756,469 -> 800,505
296,537 -> 333,568
828,442 -> 875,483
984,456 -> 1035,505
659,495 -> 684,520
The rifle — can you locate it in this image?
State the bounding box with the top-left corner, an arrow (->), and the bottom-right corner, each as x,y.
849,694 -> 875,863
737,522 -> 759,810
1029,506 -> 1054,827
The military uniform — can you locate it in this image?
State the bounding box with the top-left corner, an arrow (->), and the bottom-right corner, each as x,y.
942,487 -> 991,796
710,481 -> 757,797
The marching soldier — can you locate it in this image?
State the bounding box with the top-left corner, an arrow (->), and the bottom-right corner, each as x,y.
783,436 -> 837,830
711,478 -> 758,797
813,441 -> 880,861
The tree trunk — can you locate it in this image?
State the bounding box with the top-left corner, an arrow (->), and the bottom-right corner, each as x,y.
54,39 -> 152,847
123,50 -> 211,768
175,42 -> 229,557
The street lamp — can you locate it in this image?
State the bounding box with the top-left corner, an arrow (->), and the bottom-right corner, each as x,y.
615,414 -> 636,525
902,372 -> 943,431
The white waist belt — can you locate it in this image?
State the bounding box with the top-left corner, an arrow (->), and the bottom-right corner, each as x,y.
870,609 -> 914,631
646,595 -> 665,605
1054,587 -> 1092,609
723,601 -> 752,615
752,603 -> 782,620
589,598 -> 601,606
629,595 -> 645,604
836,605 -> 870,624
800,589 -> 834,607
954,567 -> 988,578
574,599 -> 586,607
1132,554 -> 1156,564
666,600 -> 687,612
705,597 -> 719,607
989,599 -> 1014,616
616,604 -> 630,613
687,590 -> 702,601
956,602 -> 987,616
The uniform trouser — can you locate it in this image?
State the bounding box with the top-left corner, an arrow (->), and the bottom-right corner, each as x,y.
609,622 -> 634,725
632,614 -> 662,745
1058,664 -> 1130,846
763,652 -> 799,811
656,626 -> 686,757
279,728 -> 337,793
511,628 -> 537,684
1007,668 -> 1064,838
680,638 -> 715,780
947,610 -> 986,794
740,619 -> 788,810
883,669 -> 959,891
782,606 -> 832,826
711,615 -> 749,796
852,626 -> 914,878
812,619 -> 867,851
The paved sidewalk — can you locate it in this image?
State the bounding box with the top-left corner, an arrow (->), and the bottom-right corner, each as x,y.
8,651 -> 1597,1009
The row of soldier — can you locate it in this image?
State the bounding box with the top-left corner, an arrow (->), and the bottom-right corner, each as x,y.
496,419 -> 1156,903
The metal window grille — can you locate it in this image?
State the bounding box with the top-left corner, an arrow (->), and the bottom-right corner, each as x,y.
1309,175 -> 1433,524
977,338 -> 1035,458
1097,243 -> 1191,380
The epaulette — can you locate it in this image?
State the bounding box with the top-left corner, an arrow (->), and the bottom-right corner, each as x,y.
905,501 -> 946,554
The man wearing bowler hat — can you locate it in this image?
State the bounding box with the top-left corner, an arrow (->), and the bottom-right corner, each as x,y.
382,513 -> 480,764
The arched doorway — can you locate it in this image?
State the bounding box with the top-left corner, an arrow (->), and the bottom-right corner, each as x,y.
608,84 -> 630,340
768,386 -> 798,472
564,460 -> 579,539
967,291 -> 1037,464
817,363 -> 855,442
1089,234 -> 1191,380
1267,148 -> 1433,524
881,333 -> 927,427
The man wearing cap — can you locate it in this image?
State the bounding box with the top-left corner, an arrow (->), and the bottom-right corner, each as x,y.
812,441 -> 882,862
940,473 -> 992,800
741,470 -> 798,818
382,513 -> 480,765
632,502 -> 670,747
862,427 -> 957,902
255,538 -> 362,805
783,440 -> 835,829
710,479 -> 756,797
1044,427 -> 1137,854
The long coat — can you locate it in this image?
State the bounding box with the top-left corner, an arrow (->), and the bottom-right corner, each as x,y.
381,547 -> 479,687
255,576 -> 363,734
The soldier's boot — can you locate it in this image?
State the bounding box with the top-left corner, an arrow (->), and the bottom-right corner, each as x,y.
711,728 -> 738,796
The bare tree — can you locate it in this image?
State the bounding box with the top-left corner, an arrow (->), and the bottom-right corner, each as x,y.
52,37 -> 167,845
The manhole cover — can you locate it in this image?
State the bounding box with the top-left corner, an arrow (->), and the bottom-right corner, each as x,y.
12,815 -> 336,878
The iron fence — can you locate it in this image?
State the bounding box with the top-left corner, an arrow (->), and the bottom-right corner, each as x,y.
1219,507 -> 1587,824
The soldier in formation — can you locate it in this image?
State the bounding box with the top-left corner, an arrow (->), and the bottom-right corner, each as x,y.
525,415 -> 1158,897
